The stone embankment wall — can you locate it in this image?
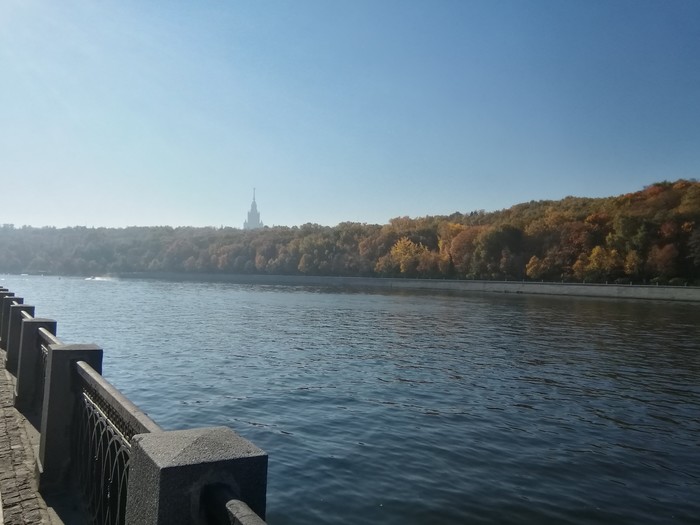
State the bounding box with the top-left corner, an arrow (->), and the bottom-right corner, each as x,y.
122,273 -> 700,302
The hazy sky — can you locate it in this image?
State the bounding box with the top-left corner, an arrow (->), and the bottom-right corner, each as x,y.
1,1 -> 698,228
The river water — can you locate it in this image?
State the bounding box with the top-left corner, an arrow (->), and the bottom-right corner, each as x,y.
2,275 -> 699,524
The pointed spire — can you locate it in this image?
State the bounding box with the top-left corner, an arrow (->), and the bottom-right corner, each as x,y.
244,188 -> 263,230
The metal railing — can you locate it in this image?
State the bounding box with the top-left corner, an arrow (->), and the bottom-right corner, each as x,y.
32,326 -> 59,415
73,361 -> 162,525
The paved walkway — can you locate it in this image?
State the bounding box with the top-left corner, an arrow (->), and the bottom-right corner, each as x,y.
0,368 -> 52,524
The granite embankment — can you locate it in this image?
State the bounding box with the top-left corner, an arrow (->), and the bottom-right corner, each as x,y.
119,273 -> 700,302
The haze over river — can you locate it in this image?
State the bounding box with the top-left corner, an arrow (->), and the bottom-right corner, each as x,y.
3,275 -> 699,524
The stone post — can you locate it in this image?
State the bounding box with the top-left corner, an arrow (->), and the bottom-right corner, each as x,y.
37,343 -> 103,493
0,292 -> 16,349
14,319 -> 57,414
5,304 -> 35,374
126,426 -> 268,525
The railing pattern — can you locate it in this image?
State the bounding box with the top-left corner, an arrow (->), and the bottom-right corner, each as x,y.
73,361 -> 162,525
74,390 -> 130,524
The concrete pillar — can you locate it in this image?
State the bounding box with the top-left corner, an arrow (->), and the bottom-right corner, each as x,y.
0,292 -> 16,349
5,304 -> 35,374
14,318 -> 57,414
37,343 -> 103,494
126,427 -> 268,525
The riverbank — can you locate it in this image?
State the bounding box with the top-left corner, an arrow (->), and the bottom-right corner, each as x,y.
115,273 -> 700,303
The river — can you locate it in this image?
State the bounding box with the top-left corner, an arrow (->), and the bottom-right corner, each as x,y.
2,274 -> 699,524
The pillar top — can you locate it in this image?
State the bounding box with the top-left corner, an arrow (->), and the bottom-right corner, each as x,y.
133,426 -> 267,469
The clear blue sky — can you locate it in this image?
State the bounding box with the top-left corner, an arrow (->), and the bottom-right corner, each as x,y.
1,1 -> 698,228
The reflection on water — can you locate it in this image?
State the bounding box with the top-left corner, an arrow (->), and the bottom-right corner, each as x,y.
3,275 -> 699,525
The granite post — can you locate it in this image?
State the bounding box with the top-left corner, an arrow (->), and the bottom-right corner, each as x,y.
5,304 -> 35,373
14,319 -> 57,414
0,292 -> 17,349
126,426 -> 268,524
37,343 -> 103,493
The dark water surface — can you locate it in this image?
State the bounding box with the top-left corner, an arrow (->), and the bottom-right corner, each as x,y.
3,275 -> 699,524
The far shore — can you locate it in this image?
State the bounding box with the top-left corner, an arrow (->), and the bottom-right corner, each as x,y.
107,272 -> 700,303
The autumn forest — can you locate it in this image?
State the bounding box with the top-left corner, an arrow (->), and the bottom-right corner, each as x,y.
1,180 -> 699,285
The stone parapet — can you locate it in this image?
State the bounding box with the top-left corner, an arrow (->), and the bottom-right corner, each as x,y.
127,427 -> 268,524
0,284 -> 269,523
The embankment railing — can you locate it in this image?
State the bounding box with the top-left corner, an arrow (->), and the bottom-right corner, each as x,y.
73,360 -> 163,524
0,285 -> 268,525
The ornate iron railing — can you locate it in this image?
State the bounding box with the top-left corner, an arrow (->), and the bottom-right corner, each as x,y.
72,361 -> 162,525
32,327 -> 60,415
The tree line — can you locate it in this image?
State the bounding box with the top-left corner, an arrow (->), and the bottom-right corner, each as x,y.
1,180 -> 699,284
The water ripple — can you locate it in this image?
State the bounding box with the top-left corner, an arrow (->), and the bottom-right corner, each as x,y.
4,275 -> 700,524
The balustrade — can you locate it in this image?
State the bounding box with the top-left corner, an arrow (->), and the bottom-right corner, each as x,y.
0,285 -> 268,525
73,360 -> 162,525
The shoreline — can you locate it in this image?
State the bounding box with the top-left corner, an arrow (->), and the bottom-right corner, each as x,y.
113,272 -> 700,303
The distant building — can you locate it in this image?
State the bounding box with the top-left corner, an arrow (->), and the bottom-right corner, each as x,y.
243,189 -> 263,230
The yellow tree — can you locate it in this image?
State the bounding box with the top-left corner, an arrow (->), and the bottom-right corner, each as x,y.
580,245 -> 623,282
382,237 -> 432,277
525,255 -> 544,280
393,237 -> 424,275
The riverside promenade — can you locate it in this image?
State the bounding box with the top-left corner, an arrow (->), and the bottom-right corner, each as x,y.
0,365 -> 52,524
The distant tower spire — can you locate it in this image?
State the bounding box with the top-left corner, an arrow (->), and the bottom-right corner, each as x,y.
244,188 -> 263,230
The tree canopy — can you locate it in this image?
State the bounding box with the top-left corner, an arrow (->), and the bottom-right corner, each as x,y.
1,180 -> 699,284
